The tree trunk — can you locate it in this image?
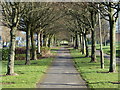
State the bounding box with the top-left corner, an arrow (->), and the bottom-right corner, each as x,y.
31,31 -> 37,60
51,36 -> 53,47
43,35 -> 46,47
77,34 -> 80,47
91,30 -> 96,62
25,28 -> 31,65
2,41 -> 4,48
82,33 -> 86,55
98,7 -> 104,69
40,33 -> 43,47
90,11 -> 97,62
73,37 -> 75,48
53,35 -> 56,46
74,31 -> 78,49
81,34 -> 84,54
79,34 -> 82,52
103,29 -> 106,46
72,37 -> 74,47
48,37 -> 51,47
37,32 -> 41,54
6,27 -> 16,75
109,8 -> 116,72
46,37 -> 48,47
79,34 -> 82,45
6,6 -> 20,75
84,32 -> 89,57
104,38 -> 106,46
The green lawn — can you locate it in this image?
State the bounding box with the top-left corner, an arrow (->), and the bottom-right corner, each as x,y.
70,49 -> 119,89
1,57 -> 53,88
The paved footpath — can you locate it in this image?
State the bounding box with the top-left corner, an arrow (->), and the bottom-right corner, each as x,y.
36,47 -> 87,88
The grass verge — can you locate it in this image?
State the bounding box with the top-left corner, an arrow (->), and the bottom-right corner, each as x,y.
1,57 -> 53,88
70,49 -> 119,89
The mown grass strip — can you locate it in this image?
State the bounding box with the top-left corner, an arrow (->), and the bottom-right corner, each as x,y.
70,49 -> 119,89
1,57 -> 53,88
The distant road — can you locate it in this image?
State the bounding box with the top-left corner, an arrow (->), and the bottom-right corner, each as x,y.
96,50 -> 120,64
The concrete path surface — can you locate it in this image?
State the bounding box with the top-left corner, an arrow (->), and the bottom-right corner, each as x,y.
36,47 -> 87,88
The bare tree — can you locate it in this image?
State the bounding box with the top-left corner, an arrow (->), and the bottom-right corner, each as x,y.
1,2 -> 24,75
99,2 -> 119,72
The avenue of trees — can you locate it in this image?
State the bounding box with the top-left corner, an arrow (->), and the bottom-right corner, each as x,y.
1,2 -> 119,75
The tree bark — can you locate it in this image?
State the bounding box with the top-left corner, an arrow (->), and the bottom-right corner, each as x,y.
48,36 -> 51,47
84,32 -> 89,57
73,37 -> 75,48
82,33 -> 86,55
98,6 -> 104,69
43,35 -> 46,47
6,6 -> 20,75
79,34 -> 83,52
53,35 -> 56,46
2,41 -> 4,48
78,34 -> 80,48
40,33 -> 43,47
37,32 -> 41,54
72,37 -> 74,47
51,35 -> 54,47
31,31 -> 37,60
79,34 -> 82,46
90,11 -> 97,62
109,7 -> 116,72
91,30 -> 97,62
46,37 -> 48,47
103,29 -> 107,46
74,31 -> 78,49
25,27 -> 31,65
6,27 -> 16,75
104,38 -> 107,46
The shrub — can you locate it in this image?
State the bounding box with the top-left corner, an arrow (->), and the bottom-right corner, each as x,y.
15,54 -> 26,60
2,47 -> 51,61
2,48 -> 9,60
41,47 -> 50,53
2,47 -> 26,61
15,47 -> 26,54
41,47 -> 51,57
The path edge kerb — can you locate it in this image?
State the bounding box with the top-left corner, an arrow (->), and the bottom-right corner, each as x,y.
36,53 -> 58,88
68,48 -> 89,88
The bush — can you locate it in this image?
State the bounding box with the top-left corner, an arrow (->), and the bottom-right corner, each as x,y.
2,47 -> 26,61
15,47 -> 26,54
2,47 -> 51,61
41,47 -> 50,56
15,54 -> 26,60
15,47 -> 26,60
2,48 -> 9,60
41,47 -> 50,57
